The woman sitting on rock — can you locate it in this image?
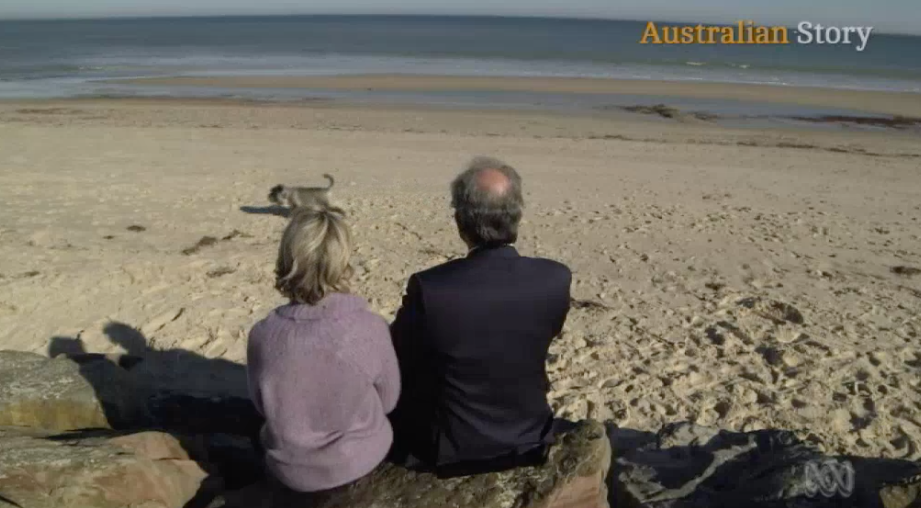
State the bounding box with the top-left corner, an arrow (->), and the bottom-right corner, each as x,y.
247,205 -> 400,496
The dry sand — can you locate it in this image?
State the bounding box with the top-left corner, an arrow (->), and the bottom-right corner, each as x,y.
1,94 -> 920,461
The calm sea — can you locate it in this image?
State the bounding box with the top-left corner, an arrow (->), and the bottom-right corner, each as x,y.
1,15 -> 920,100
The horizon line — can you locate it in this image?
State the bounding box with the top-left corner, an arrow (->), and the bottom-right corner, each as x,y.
0,13 -> 916,36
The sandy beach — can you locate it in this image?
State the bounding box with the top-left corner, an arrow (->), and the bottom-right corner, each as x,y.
1,84 -> 920,461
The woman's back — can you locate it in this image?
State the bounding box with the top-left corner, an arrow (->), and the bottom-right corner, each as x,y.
246,205 -> 400,493
248,294 -> 399,492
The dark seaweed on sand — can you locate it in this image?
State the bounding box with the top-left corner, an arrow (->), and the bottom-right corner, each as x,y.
793,115 -> 921,129
181,236 -> 219,256
207,267 -> 236,278
222,229 -> 251,241
570,298 -> 611,311
182,230 -> 252,255
891,266 -> 921,277
622,104 -> 680,118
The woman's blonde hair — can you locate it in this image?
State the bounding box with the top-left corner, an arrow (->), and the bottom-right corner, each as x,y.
275,205 -> 353,305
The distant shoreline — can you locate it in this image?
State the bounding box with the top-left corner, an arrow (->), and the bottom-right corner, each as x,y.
0,15 -> 916,38
107,74 -> 921,118
4,17 -> 919,102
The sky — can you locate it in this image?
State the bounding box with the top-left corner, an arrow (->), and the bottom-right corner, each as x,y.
0,0 -> 918,35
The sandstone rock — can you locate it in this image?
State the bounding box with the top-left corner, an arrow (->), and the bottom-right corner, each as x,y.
0,350 -> 147,431
217,419 -> 611,508
880,473 -> 921,508
0,426 -> 219,508
198,433 -> 265,490
146,391 -> 262,437
107,347 -> 260,436
0,350 -> 262,437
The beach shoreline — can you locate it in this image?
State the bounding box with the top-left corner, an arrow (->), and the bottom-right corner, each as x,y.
4,92 -> 921,142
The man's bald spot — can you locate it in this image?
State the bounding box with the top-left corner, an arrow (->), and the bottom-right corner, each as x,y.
474,167 -> 512,197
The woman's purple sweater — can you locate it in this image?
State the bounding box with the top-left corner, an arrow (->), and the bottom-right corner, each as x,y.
246,293 -> 401,492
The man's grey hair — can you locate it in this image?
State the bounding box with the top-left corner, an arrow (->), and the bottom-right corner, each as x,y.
450,156 -> 524,247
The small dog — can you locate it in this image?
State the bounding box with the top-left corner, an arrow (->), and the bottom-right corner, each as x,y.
268,174 -> 335,210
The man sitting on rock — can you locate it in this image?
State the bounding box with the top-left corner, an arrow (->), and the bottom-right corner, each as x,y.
389,156 -> 572,478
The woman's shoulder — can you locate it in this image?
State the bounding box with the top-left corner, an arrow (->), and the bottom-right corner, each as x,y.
353,308 -> 390,335
247,309 -> 284,344
315,293 -> 388,331
266,294 -> 368,321
330,297 -> 391,345
250,295 -> 388,340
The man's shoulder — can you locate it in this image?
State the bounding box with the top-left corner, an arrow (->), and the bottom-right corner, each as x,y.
413,254 -> 571,284
412,257 -> 467,283
520,256 -> 572,276
519,256 -> 573,290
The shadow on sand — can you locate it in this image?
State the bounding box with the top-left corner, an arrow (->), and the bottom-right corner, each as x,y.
47,322 -> 263,508
604,423 -> 921,508
239,205 -> 290,218
0,494 -> 23,508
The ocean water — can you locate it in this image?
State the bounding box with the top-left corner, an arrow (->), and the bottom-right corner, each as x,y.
1,15 -> 920,100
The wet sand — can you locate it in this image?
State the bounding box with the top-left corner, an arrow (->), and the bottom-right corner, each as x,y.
111,74 -> 921,117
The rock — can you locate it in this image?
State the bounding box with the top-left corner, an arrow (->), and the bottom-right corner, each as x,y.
880,474 -> 921,508
0,349 -> 262,437
199,433 -> 265,490
0,350 -> 147,431
146,391 -> 262,437
0,426 -> 219,508
611,422 -> 921,508
109,348 -> 256,430
216,420 -> 611,508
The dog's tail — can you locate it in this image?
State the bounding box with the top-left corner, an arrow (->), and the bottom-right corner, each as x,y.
322,173 -> 335,190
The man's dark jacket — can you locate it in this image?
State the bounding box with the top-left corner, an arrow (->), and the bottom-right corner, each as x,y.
389,244 -> 571,477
